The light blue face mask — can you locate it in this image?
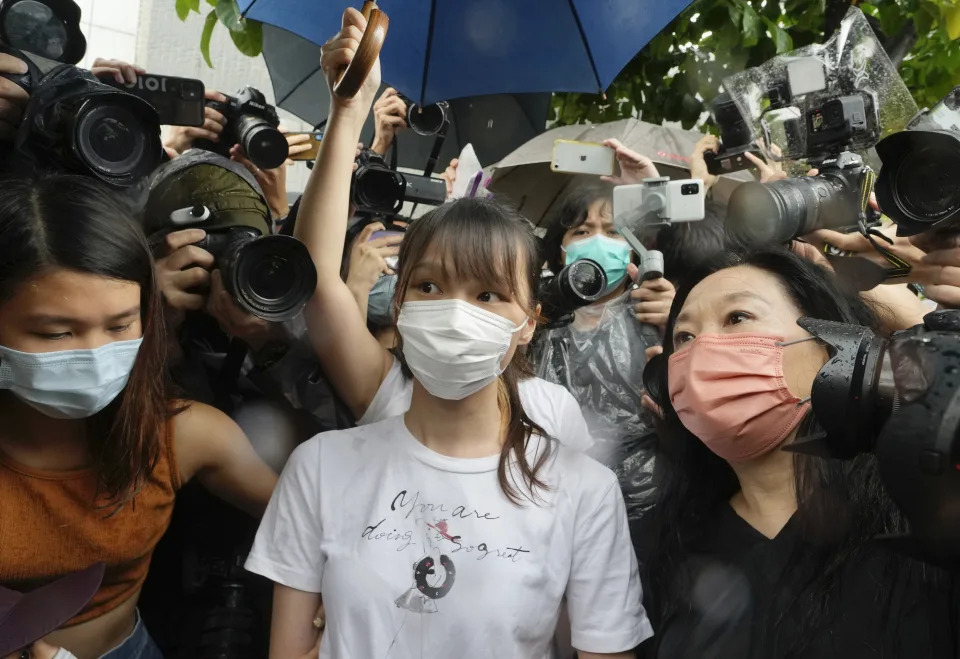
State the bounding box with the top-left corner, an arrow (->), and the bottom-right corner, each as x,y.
0,338 -> 143,419
368,274 -> 397,327
563,234 -> 633,292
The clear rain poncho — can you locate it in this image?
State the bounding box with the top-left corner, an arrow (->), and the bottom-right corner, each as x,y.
531,292 -> 660,522
720,6 -> 918,172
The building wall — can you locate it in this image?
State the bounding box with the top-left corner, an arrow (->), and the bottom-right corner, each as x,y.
75,0 -> 141,69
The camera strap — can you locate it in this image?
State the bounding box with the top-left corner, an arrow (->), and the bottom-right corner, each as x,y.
422,121 -> 449,179
855,167 -> 912,280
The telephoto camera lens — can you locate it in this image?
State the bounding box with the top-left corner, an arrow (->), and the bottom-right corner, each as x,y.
236,113 -> 287,170
725,175 -> 854,247
73,100 -> 160,184
874,131 -> 960,235
204,229 -> 317,322
539,258 -> 608,324
220,235 -> 318,323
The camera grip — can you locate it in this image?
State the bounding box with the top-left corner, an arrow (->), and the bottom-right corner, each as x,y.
333,1 -> 389,99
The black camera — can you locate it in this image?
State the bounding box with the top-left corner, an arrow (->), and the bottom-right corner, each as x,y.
352,147 -> 447,215
196,87 -> 287,171
874,86 -> 960,236
795,310 -> 960,566
538,258 -> 608,326
193,224 -> 317,323
0,47 -> 163,186
0,0 -> 163,186
704,92 -> 763,176
725,151 -> 869,247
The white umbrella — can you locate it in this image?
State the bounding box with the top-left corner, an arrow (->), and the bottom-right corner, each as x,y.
489,118 -> 753,225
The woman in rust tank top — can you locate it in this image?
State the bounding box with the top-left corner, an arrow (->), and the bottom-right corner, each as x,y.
0,175 -> 279,659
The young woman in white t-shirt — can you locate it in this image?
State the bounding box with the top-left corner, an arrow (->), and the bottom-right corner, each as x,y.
271,28 -> 591,454
245,9 -> 651,659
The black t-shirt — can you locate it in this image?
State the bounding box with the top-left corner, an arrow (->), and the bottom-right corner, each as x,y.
648,504 -> 959,659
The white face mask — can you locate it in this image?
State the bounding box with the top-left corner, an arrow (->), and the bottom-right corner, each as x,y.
0,338 -> 143,419
51,649 -> 80,659
397,300 -> 526,400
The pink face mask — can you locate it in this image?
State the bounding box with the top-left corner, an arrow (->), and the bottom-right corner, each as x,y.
667,333 -> 812,462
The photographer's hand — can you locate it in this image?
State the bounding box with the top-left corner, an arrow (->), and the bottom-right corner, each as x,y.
163,89 -> 228,155
439,158 -> 459,199
689,135 -> 720,192
602,138 -> 659,185
90,57 -> 145,84
803,226 -> 932,280
155,229 -> 215,314
230,133 -> 312,220
345,222 -> 402,322
919,248 -> 960,308
628,264 -> 676,330
0,53 -> 28,141
206,270 -> 286,350
371,87 -> 407,155
744,144 -> 787,183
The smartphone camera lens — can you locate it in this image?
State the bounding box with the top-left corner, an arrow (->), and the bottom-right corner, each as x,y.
681,183 -> 700,195
183,83 -> 201,100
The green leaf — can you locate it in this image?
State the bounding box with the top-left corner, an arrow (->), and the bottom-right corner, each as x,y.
774,26 -> 793,53
944,2 -> 960,39
216,0 -> 243,31
176,0 -> 191,21
229,19 -> 263,57
206,0 -> 218,6
742,4 -> 761,47
201,9 -> 217,68
763,16 -> 794,53
727,0 -> 744,27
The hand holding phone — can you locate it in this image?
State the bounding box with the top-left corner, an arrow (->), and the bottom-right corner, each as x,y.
551,140 -> 616,176
287,131 -> 324,161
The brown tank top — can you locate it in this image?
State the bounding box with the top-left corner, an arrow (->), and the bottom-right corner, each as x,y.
0,422 -> 180,625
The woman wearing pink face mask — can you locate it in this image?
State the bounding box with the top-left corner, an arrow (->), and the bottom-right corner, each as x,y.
635,249 -> 958,659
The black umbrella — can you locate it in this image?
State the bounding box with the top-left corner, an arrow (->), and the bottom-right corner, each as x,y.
262,25 -> 551,171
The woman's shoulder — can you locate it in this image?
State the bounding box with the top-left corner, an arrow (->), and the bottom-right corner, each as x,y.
534,437 -> 619,497
170,400 -> 238,443
517,375 -> 582,418
169,400 -> 250,481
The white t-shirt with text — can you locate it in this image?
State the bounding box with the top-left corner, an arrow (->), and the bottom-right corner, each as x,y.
246,416 -> 651,658
358,357 -> 595,453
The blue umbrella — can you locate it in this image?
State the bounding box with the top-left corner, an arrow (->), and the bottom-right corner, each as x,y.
239,0 -> 695,106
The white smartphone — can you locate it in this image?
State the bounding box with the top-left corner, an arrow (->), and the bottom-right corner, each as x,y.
551,140 -> 616,176
613,179 -> 706,227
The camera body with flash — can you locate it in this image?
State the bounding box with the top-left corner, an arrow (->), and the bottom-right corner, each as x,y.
195,87 -> 288,171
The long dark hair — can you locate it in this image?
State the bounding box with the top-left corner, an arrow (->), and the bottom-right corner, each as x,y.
642,248 -> 912,654
392,198 -> 552,504
0,174 -> 175,506
541,179 -> 615,274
